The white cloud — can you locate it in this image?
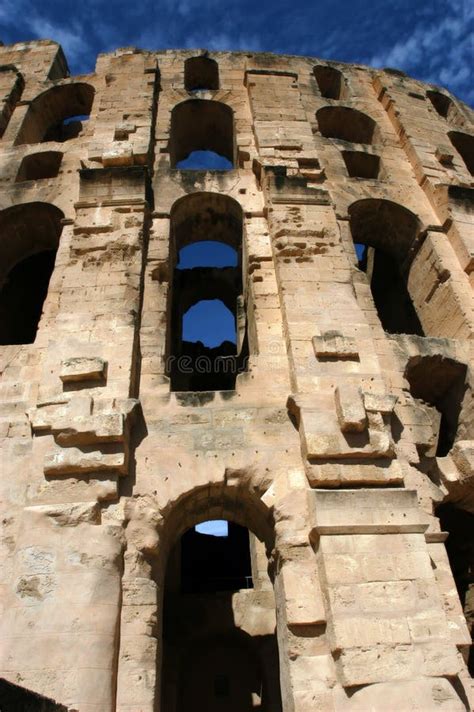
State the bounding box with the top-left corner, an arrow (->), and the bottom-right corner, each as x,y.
0,0 -> 92,70
29,17 -> 91,66
0,0 -> 32,26
365,0 -> 474,102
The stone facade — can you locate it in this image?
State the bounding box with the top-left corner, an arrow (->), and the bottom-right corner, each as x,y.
0,40 -> 473,711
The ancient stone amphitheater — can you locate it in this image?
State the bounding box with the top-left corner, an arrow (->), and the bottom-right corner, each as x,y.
0,39 -> 473,712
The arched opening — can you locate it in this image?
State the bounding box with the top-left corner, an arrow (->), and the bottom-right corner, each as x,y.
167,193 -> 248,391
436,503 -> 473,675
448,131 -> 474,176
0,202 -> 63,345
169,100 -> 234,169
0,251 -> 57,345
427,90 -> 453,118
404,355 -> 467,457
15,83 -> 94,145
313,65 -> 344,99
161,504 -> 282,712
184,56 -> 219,91
349,199 -> 423,335
341,150 -> 380,178
317,106 -> 377,144
15,150 -> 62,182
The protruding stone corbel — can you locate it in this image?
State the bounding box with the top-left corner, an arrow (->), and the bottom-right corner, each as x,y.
102,144 -> 134,166
335,385 -> 366,432
114,122 -> 137,140
363,392 -> 397,413
313,331 -> 359,361
435,145 -> 454,166
287,388 -> 402,485
60,356 -> 107,384
287,388 -> 395,461
437,440 -> 474,511
27,396 -> 140,479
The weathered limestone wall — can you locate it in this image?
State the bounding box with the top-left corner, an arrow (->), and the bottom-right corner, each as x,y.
0,41 -> 472,711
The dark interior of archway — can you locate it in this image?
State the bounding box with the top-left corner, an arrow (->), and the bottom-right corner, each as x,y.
43,114 -> 89,142
15,84 -> 94,146
317,106 -> 376,144
427,90 -> 452,118
180,522 -> 252,593
314,65 -> 343,99
342,150 -> 380,178
178,635 -> 270,712
404,355 -> 467,457
0,250 -> 56,345
16,151 -> 63,182
437,503 -> 473,675
169,100 -> 234,168
358,246 -> 424,335
349,199 -> 420,261
161,520 -> 282,712
449,132 -> 474,176
185,56 -> 219,91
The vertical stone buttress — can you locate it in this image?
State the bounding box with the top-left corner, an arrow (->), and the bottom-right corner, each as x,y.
0,44 -> 158,711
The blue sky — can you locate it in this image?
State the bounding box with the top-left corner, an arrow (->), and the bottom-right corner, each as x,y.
0,0 -> 472,104
196,520 -> 228,536
178,242 -> 237,347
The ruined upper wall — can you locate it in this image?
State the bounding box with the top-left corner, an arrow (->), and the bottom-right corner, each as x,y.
1,42 -> 472,212
0,39 -> 68,81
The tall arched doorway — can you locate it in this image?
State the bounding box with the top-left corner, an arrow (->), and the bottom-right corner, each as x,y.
0,202 -> 64,344
349,198 -> 423,335
158,489 -> 283,712
167,192 -> 249,391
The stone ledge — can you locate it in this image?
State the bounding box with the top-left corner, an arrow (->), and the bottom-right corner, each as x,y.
305,459 -> 403,488
44,445 -> 126,476
23,501 -> 101,526
309,489 -> 430,535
